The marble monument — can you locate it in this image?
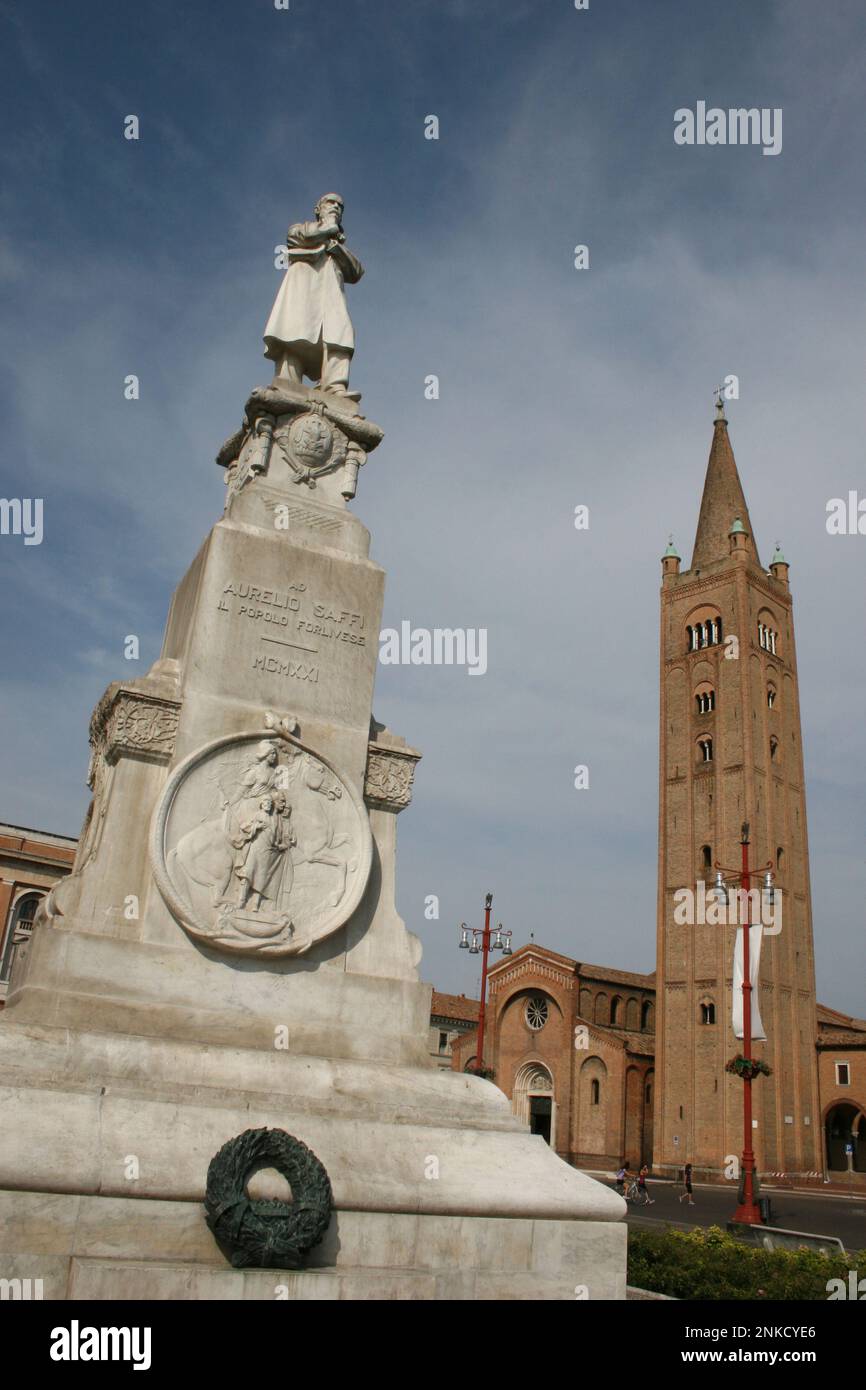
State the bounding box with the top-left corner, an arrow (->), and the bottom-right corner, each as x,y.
0,197 -> 626,1300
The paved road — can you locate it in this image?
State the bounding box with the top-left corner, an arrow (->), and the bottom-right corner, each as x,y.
611,1180 -> 866,1252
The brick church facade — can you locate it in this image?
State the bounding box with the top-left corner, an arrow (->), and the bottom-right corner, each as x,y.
450,949 -> 656,1168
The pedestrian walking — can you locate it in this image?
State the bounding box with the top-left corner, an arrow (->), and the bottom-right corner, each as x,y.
678,1161 -> 695,1205
637,1163 -> 655,1205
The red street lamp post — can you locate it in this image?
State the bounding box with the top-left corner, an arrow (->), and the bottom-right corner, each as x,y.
458,893 -> 512,1073
713,822 -> 774,1227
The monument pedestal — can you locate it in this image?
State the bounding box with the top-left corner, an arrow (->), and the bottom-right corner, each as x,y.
0,362 -> 626,1298
0,1007 -> 625,1298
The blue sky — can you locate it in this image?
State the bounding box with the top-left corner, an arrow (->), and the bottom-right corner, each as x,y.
1,0 -> 864,1013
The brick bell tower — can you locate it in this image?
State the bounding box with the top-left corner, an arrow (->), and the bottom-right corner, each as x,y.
653,401 -> 821,1181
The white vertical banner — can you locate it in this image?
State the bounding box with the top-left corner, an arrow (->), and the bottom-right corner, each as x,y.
732,924 -> 766,1041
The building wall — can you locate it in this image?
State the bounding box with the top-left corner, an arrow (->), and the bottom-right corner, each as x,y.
818,1041 -> 866,1174
0,824 -> 76,1003
428,1020 -> 473,1069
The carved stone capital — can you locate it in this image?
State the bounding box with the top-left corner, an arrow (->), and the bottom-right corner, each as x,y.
364,733 -> 421,813
90,685 -> 181,775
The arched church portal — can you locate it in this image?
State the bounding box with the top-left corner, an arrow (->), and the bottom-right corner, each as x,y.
824,1101 -> 866,1173
512,1062 -> 555,1147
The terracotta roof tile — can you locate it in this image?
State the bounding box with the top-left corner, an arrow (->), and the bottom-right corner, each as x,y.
577,963 -> 655,988
430,991 -> 480,1023
817,1030 -> 866,1048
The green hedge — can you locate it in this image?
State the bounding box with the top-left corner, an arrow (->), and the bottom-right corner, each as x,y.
628,1225 -> 864,1301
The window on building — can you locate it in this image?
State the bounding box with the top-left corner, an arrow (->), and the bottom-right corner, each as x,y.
438,1031 -> 448,1054
687,617 -> 722,653
836,1063 -> 850,1087
776,847 -> 784,874
0,892 -> 42,984
758,621 -> 779,654
641,1001 -> 652,1030
767,685 -> 777,709
770,735 -> 779,762
698,737 -> 713,763
701,844 -> 712,876
699,1001 -> 716,1025
525,996 -> 549,1031
645,1083 -> 652,1104
611,996 -> 622,1026
695,689 -> 716,714
591,1079 -> 600,1106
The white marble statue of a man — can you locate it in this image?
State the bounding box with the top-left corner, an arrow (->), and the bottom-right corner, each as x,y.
263,193 -> 363,397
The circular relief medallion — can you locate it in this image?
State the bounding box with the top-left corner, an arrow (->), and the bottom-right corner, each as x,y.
150,728 -> 371,956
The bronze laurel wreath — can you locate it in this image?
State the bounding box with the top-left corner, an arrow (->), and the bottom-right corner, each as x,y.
204,1127 -> 332,1269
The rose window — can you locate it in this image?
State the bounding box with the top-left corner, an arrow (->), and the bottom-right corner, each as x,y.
525,997 -> 549,1031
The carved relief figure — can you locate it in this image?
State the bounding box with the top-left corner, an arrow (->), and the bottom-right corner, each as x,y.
230,740 -> 283,822
263,194 -> 363,397
233,793 -> 295,912
169,740 -> 290,908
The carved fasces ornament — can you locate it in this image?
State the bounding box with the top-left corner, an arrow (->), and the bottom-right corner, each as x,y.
218,385 -> 383,506
150,719 -> 372,957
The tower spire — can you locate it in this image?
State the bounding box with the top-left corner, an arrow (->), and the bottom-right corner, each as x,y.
691,405 -> 760,570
